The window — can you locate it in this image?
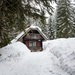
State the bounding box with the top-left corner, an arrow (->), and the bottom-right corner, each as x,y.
29,41 -> 36,47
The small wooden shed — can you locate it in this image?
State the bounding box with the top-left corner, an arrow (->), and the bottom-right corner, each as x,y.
11,25 -> 48,52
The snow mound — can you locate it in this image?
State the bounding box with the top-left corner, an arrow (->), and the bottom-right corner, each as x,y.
0,38 -> 75,75
44,38 -> 75,75
0,42 -> 30,61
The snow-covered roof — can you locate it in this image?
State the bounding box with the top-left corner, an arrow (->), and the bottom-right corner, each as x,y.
26,25 -> 42,31
11,25 -> 48,43
11,32 -> 24,43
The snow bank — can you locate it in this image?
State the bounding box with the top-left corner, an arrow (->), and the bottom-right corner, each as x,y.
44,38 -> 75,75
0,38 -> 75,75
0,42 -> 30,62
0,42 -> 30,75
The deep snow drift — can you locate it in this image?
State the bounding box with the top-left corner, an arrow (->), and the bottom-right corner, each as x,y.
0,38 -> 75,75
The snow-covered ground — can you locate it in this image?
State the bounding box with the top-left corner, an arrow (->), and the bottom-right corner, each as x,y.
0,38 -> 75,75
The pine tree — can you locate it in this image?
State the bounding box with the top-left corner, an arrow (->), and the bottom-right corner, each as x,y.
47,17 -> 55,39
56,0 -> 75,38
72,1 -> 75,34
48,17 -> 54,40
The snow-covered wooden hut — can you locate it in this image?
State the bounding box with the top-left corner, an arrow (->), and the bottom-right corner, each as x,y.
11,25 -> 48,52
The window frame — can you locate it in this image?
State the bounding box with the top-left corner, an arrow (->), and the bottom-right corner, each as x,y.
29,41 -> 36,47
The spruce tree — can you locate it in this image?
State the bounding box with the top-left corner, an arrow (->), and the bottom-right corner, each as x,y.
56,0 -> 75,38
47,17 -> 55,39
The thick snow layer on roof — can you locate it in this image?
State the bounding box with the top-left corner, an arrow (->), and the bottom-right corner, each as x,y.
30,25 -> 42,31
26,25 -> 48,40
25,25 -> 42,32
11,32 -> 24,43
15,32 -> 24,39
1,38 -> 75,75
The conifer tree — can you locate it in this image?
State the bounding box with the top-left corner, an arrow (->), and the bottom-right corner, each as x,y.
56,0 -> 75,38
47,17 -> 55,39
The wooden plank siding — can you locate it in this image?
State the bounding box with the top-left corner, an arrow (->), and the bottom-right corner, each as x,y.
25,41 -> 29,47
36,41 -> 41,47
24,33 -> 44,40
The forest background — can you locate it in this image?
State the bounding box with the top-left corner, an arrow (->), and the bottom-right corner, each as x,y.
0,0 -> 75,47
